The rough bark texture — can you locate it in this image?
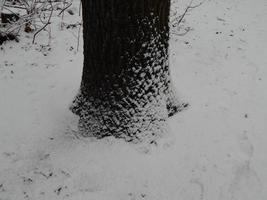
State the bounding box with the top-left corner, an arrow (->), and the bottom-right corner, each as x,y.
71,0 -> 187,142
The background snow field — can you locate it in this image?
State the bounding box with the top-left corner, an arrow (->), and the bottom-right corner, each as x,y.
0,0 -> 267,199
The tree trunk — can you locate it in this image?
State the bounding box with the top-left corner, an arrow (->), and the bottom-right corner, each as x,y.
71,0 -> 186,142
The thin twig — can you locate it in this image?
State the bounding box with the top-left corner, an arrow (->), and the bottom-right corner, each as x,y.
3,4 -> 27,10
32,0 -> 53,44
60,0 -> 66,30
76,20 -> 82,51
172,0 -> 205,36
57,2 -> 72,16
78,0 -> 81,16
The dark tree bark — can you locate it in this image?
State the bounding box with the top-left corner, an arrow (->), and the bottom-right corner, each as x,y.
71,0 -> 187,142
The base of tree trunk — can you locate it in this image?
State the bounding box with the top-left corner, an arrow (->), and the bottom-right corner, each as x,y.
70,84 -> 188,143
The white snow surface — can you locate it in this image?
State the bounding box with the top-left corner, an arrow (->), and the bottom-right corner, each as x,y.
1,0 -> 267,199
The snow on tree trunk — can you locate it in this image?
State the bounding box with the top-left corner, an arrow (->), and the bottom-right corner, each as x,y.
71,0 -> 186,142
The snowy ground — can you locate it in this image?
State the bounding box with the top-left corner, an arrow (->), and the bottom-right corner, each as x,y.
0,0 -> 267,199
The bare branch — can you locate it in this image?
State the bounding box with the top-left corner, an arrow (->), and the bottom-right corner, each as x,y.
1,0 -> 74,44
